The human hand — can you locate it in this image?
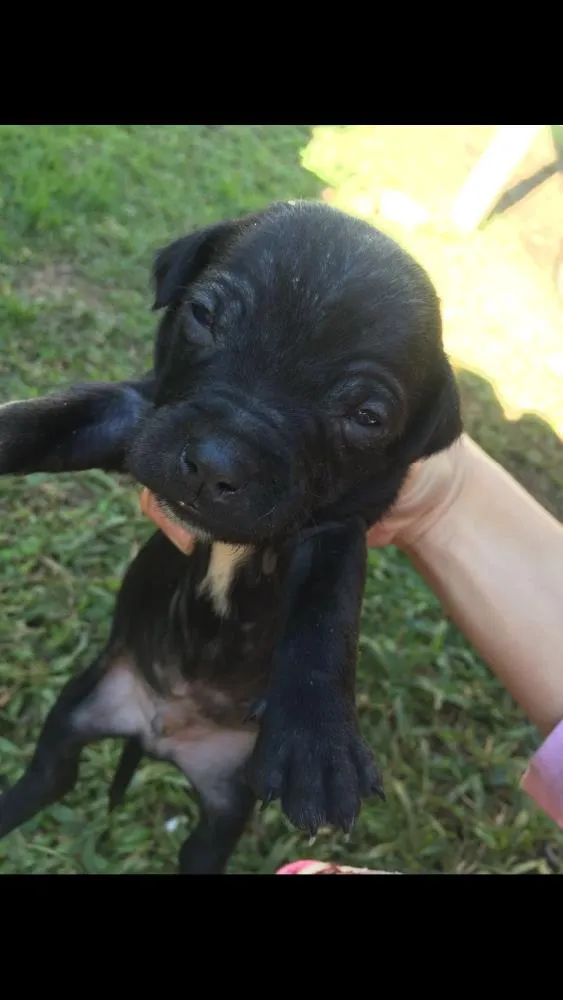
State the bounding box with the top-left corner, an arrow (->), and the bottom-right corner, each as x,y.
139,488 -> 196,554
366,437 -> 466,549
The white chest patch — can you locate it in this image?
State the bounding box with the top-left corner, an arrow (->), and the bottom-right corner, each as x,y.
197,542 -> 252,617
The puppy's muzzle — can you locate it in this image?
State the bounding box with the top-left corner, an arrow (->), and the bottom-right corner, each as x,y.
129,388 -> 309,541
180,435 -> 258,507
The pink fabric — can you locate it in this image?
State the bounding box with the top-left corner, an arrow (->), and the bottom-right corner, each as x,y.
277,860 -> 319,875
276,859 -> 399,875
520,719 -> 563,829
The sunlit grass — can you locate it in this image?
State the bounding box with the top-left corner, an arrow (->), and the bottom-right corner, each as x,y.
302,125 -> 563,438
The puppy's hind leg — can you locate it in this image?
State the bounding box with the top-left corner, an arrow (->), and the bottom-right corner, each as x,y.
178,770 -> 256,876
108,737 -> 144,813
0,652 -> 128,839
170,731 -> 258,874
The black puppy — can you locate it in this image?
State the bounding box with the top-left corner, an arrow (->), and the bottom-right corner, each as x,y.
0,201 -> 462,873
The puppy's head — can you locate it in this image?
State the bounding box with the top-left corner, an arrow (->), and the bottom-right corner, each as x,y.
126,201 -> 461,543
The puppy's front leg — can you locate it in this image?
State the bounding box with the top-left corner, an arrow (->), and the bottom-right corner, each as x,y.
0,372 -> 155,476
247,519 -> 383,835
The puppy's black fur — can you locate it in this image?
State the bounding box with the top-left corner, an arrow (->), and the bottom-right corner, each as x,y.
0,201 -> 462,873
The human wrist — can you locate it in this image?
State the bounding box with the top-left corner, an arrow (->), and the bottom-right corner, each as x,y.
399,437 -> 563,738
392,434 -> 470,553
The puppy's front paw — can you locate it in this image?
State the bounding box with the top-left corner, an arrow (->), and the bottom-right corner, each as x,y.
246,687 -> 384,834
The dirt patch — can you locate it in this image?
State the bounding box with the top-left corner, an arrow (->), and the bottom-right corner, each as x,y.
17,261 -> 104,309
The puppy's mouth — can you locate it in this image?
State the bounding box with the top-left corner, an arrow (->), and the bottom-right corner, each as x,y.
171,497 -> 200,517
152,488 -> 296,546
154,494 -> 210,539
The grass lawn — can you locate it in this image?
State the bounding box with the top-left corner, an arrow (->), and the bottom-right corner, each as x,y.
0,124 -> 561,874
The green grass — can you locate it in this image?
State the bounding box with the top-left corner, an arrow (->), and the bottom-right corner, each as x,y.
1,125 -> 561,874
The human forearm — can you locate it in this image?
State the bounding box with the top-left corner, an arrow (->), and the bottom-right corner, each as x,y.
401,436 -> 563,736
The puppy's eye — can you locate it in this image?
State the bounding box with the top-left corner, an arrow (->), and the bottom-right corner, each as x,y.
189,300 -> 213,328
354,405 -> 384,428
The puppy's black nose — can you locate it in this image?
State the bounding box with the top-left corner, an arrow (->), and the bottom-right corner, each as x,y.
181,438 -> 249,499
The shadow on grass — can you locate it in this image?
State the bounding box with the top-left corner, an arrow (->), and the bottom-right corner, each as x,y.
356,366 -> 562,875
455,366 -> 563,520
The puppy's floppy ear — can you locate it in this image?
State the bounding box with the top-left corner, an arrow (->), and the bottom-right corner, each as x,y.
0,375 -> 154,476
397,356 -> 463,464
152,219 -> 239,311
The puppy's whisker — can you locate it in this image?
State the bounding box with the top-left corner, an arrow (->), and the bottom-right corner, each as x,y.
255,503 -> 277,525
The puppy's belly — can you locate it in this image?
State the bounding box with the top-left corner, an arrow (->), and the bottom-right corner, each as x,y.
72,657 -> 257,805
